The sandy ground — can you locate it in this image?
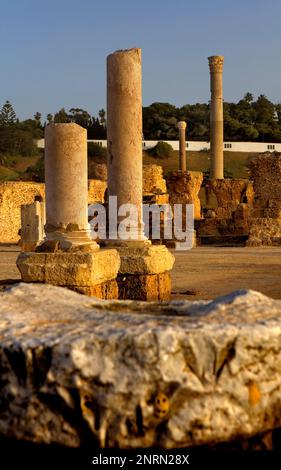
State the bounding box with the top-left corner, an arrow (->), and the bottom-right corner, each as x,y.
0,245 -> 280,300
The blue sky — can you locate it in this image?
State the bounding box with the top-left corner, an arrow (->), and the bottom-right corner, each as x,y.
0,0 -> 280,120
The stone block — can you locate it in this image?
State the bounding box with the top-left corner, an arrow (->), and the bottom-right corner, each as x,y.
16,249 -> 120,289
71,279 -> 118,299
20,201 -> 45,251
117,272 -> 171,301
166,170 -> 203,220
2,284 -> 281,448
116,244 -> 175,275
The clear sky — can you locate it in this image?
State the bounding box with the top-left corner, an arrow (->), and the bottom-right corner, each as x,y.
1,0 -> 281,120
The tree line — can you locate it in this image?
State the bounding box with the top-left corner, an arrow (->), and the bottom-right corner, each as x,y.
1,92 -> 281,156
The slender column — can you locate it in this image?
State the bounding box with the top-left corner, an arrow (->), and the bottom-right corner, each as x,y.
208,55 -> 224,179
178,121 -> 187,171
44,123 -> 97,248
107,48 -> 145,241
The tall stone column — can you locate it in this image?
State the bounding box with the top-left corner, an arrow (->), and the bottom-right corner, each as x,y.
107,48 -> 144,241
17,123 -> 120,299
208,55 -> 224,179
44,123 -> 97,249
106,48 -> 174,300
178,121 -> 187,171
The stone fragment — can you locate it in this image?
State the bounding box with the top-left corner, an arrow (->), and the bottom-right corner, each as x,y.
0,283 -> 281,448
20,200 -> 45,251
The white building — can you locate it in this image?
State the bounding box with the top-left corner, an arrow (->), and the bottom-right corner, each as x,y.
37,139 -> 281,153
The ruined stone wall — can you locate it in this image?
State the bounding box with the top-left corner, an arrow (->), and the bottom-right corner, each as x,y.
201,179 -> 254,218
0,180 -> 109,243
197,179 -> 253,245
247,154 -> 281,246
166,171 -> 203,220
249,154 -> 281,218
143,164 -> 167,195
0,182 -> 45,243
88,180 -> 107,204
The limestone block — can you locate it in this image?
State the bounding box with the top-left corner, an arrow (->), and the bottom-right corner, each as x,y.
72,279 -> 118,299
20,201 -> 45,251
143,165 -> 167,194
117,272 -> 171,301
88,179 -> 107,204
1,284 -> 281,448
166,171 -> 203,220
116,244 -> 175,275
16,249 -> 120,287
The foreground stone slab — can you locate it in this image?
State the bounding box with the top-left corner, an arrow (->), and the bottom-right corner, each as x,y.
0,283 -> 281,448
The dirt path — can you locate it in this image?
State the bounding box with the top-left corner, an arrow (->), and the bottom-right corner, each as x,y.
1,245 -> 280,300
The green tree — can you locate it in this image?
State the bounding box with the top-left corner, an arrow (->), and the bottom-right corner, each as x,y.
0,100 -> 17,126
46,113 -> 53,124
54,108 -> 70,123
148,141 -> 174,159
68,108 -> 91,128
98,108 -> 106,126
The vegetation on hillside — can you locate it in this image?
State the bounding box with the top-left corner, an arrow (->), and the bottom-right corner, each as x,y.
0,93 -> 279,182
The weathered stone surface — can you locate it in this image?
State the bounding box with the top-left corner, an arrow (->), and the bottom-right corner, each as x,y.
16,249 -> 120,287
143,164 -> 167,195
117,272 -> 171,301
249,154 -> 281,208
247,218 -> 281,246
0,182 -> 45,243
117,244 -> 175,275
166,171 -> 203,220
20,201 -> 45,252
72,279 -> 118,299
88,179 -> 107,204
203,179 -> 254,218
1,283 -> 281,448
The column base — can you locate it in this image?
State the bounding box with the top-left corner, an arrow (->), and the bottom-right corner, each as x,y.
117,272 -> 171,301
111,244 -> 175,300
70,280 -> 118,299
16,249 -> 120,300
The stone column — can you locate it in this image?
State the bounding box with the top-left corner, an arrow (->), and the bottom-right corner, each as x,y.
107,48 -> 145,242
17,122 -> 121,300
44,123 -> 97,249
208,55 -> 224,179
178,121 -> 187,171
106,48 -> 174,300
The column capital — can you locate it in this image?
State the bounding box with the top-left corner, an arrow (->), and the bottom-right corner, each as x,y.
178,121 -> 187,130
208,55 -> 224,73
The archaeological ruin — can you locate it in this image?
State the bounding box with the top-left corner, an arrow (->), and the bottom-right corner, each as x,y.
0,45 -> 281,454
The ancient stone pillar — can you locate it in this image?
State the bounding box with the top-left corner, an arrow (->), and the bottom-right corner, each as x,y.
20,200 -> 45,252
178,121 -> 187,171
107,48 -> 144,241
208,55 -> 224,179
17,123 -> 120,299
44,123 -> 97,249
106,48 -> 174,300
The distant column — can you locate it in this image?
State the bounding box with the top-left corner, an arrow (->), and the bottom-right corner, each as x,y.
208,55 -> 224,179
45,123 -> 98,249
107,48 -> 145,241
178,121 -> 187,171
